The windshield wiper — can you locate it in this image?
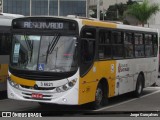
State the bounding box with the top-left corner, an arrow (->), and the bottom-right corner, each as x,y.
45,33 -> 61,63
24,35 -> 33,62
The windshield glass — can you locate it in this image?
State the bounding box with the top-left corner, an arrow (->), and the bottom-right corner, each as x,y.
11,34 -> 78,72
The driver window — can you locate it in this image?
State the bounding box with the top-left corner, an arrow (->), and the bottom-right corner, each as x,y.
80,28 -> 96,76
81,28 -> 96,63
81,40 -> 95,63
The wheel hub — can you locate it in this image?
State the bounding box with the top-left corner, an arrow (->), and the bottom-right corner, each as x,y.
95,88 -> 103,105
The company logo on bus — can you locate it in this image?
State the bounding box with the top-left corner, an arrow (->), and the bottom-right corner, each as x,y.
118,63 -> 129,73
23,22 -> 64,29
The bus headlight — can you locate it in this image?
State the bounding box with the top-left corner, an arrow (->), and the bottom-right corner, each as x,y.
56,79 -> 77,92
8,77 -> 19,89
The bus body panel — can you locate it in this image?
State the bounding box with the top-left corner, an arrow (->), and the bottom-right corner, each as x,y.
115,57 -> 158,95
78,61 -> 116,105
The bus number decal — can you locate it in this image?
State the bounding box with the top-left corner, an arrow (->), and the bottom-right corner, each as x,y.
40,82 -> 54,87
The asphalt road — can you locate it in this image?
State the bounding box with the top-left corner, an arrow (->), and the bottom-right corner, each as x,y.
1,79 -> 160,117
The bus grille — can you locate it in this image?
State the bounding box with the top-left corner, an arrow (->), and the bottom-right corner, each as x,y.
20,85 -> 56,90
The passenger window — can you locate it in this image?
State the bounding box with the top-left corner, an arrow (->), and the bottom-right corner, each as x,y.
112,31 -> 123,44
98,30 -> 111,59
112,31 -> 123,58
134,33 -> 144,57
145,34 -> 153,57
153,34 -> 158,56
124,33 -> 133,58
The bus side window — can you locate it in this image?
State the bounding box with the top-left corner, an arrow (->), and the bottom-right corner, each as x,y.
145,34 -> 153,57
124,32 -> 134,58
134,33 -> 144,58
98,30 -> 111,59
112,31 -> 124,58
153,34 -> 158,56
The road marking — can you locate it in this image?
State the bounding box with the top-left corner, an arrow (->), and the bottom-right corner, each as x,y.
95,88 -> 160,111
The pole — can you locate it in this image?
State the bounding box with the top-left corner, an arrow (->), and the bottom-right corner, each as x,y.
86,0 -> 89,17
102,2 -> 105,21
97,0 -> 100,20
117,9 -> 119,19
1,0 -> 3,13
58,0 -> 60,16
30,0 -> 32,16
48,0 -> 50,16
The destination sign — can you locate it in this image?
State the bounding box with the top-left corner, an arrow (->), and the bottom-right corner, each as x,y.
23,22 -> 64,29
12,18 -> 77,31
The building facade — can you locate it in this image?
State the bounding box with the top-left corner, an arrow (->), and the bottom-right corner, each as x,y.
1,0 -> 87,17
146,0 -> 160,32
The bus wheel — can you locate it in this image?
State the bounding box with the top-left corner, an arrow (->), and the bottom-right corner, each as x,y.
134,74 -> 143,97
92,82 -> 108,109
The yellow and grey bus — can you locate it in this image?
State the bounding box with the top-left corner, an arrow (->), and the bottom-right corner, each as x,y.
0,13 -> 23,92
7,16 -> 159,109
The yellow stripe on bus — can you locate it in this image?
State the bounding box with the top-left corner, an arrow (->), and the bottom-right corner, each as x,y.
10,74 -> 35,87
78,61 -> 116,105
0,64 -> 8,82
82,20 -> 117,28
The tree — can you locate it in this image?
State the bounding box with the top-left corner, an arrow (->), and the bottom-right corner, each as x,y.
127,0 -> 137,6
105,1 -> 136,21
126,0 -> 160,27
106,3 -> 127,21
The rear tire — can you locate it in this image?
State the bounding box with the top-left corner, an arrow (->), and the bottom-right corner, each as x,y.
91,82 -> 108,109
134,74 -> 144,97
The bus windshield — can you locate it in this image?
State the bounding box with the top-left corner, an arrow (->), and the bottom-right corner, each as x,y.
11,34 -> 78,72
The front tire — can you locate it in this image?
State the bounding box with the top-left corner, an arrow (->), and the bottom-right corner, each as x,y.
91,82 -> 108,109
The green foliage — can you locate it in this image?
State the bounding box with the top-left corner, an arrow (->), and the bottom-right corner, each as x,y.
126,0 -> 160,26
103,0 -> 136,21
106,3 -> 127,21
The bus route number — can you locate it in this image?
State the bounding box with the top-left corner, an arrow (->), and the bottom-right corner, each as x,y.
40,82 -> 54,87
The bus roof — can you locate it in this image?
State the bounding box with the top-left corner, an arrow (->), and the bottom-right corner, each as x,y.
81,19 -> 158,33
12,16 -> 158,33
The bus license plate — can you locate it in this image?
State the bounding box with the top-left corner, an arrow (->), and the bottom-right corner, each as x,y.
32,93 -> 43,99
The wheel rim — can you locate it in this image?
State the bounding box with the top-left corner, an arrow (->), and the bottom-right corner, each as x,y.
95,87 -> 103,105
